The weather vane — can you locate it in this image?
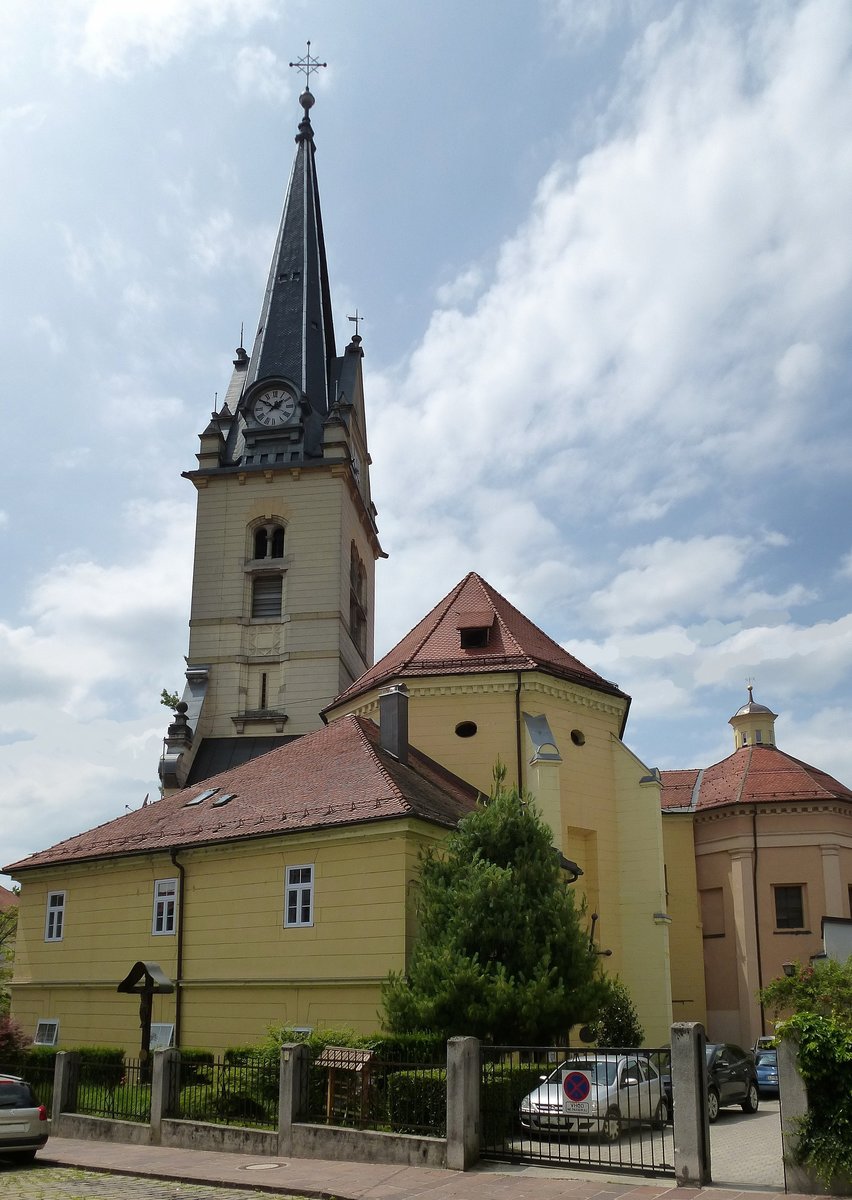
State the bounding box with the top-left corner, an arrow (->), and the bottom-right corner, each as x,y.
289,40 -> 327,90
348,309 -> 365,337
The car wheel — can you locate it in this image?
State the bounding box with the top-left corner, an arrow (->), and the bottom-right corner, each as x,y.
707,1088 -> 720,1123
13,1150 -> 37,1163
741,1082 -> 760,1113
652,1098 -> 669,1129
601,1106 -> 622,1142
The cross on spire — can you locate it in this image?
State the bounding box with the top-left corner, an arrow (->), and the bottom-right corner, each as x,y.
289,40 -> 327,90
348,309 -> 365,337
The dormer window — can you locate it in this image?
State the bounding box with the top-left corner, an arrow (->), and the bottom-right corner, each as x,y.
456,610 -> 495,650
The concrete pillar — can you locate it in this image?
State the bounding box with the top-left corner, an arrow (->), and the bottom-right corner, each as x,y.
446,1036 -> 479,1171
278,1042 -> 308,1157
671,1021 -> 711,1187
150,1048 -> 179,1144
775,1036 -> 851,1195
51,1051 -> 79,1123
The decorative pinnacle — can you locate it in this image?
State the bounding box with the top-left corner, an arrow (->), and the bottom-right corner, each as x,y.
289,40 -> 327,91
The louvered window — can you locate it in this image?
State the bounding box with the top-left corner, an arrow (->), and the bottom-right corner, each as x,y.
252,575 -> 283,619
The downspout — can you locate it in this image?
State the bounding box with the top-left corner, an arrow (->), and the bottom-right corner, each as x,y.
169,848 -> 186,1047
751,806 -> 766,1033
515,671 -> 524,790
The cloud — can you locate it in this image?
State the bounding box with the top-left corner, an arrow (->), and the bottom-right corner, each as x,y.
234,44 -> 289,103
67,0 -> 277,78
26,314 -> 67,356
0,511 -> 8,529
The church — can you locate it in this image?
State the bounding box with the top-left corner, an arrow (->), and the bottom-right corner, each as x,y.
6,76 -> 849,1055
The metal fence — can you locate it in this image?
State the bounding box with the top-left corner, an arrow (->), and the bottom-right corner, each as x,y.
481,1045 -> 674,1177
176,1054 -> 279,1129
298,1044 -> 447,1136
73,1057 -> 152,1123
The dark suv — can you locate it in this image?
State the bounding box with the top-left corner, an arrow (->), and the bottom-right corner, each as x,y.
0,1075 -> 50,1161
706,1043 -> 759,1122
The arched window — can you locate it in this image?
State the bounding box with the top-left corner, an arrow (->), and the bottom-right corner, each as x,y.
253,522 -> 285,561
349,543 -> 368,657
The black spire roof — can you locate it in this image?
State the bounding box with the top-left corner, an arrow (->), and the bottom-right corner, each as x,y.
244,89 -> 336,414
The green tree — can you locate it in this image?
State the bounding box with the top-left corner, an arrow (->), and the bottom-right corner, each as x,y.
160,688 -> 181,711
382,767 -> 604,1042
0,900 -> 18,1016
585,975 -> 645,1047
760,957 -> 852,1031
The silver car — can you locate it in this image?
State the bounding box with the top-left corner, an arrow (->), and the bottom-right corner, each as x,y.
519,1053 -> 668,1140
0,1075 -> 50,1162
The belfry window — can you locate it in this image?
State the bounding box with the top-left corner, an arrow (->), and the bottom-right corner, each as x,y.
252,575 -> 283,619
254,523 -> 285,560
350,543 -> 367,657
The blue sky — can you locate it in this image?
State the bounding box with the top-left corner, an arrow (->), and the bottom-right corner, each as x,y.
2,0 -> 852,885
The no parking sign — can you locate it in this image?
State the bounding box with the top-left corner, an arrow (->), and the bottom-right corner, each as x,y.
563,1069 -> 592,1109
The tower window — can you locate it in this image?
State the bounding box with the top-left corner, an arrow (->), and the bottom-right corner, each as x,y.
350,543 -> 368,658
460,627 -> 489,649
253,523 -> 285,560
252,575 -> 283,619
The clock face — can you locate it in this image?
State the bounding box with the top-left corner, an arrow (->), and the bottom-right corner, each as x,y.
252,388 -> 297,427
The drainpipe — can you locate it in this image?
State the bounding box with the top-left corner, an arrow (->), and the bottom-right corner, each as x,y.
751,807 -> 766,1033
515,672 -> 524,791
169,847 -> 185,1047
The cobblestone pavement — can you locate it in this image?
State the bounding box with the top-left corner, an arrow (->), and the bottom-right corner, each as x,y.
0,1163 -> 297,1200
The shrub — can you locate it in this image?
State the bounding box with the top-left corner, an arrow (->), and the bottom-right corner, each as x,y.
385,1067 -> 446,1135
178,1048 -> 213,1085
781,1012 -> 852,1187
76,1046 -> 125,1088
0,1015 -> 31,1072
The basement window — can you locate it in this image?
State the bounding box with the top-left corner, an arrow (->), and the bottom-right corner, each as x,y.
150,1023 -> 175,1050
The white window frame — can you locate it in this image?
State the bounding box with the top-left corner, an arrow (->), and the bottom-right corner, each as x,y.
152,878 -> 178,936
285,865 -> 314,928
44,891 -> 66,941
34,1019 -> 59,1046
149,1023 -> 175,1050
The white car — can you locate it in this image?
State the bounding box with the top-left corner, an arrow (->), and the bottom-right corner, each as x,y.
519,1054 -> 669,1140
0,1075 -> 50,1162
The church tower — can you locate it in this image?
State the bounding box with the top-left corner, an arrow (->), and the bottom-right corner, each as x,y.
161,83 -> 383,792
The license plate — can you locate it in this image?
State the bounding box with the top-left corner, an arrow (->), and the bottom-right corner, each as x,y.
5,1121 -> 28,1132
565,1101 -> 590,1113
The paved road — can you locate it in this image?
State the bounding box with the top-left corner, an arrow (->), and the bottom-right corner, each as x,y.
709,1097 -> 784,1190
1,1161 -> 290,1200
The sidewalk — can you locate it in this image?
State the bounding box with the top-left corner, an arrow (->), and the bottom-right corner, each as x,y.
39,1137 -> 812,1200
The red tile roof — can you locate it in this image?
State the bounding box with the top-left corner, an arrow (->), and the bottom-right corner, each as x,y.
0,884 -> 16,910
660,745 -> 852,813
327,572 -> 627,713
4,716 -> 481,873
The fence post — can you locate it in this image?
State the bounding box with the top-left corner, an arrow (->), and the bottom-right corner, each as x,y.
671,1021 -> 711,1186
52,1051 -> 79,1124
446,1036 -> 479,1171
150,1048 -> 179,1145
278,1042 -> 308,1157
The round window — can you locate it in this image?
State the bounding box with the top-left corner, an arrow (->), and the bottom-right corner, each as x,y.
570,729 -> 586,746
455,721 -> 478,738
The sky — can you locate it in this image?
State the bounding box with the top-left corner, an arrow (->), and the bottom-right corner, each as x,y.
2,0 -> 852,886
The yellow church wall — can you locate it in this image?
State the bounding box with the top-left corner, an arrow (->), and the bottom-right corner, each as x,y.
333,670 -> 673,1043
10,818 -> 443,1054
661,813 -> 707,1027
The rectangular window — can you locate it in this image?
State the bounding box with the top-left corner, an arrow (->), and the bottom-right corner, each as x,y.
44,892 -> 66,941
34,1020 -> 59,1046
149,1023 -> 175,1050
774,884 -> 805,929
252,575 -> 283,619
152,878 -> 178,935
285,865 -> 314,927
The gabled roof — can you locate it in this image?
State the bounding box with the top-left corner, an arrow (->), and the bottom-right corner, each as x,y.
4,716 -> 480,874
326,572 -> 627,714
660,745 -> 852,813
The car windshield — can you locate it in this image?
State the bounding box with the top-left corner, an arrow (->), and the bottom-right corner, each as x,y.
555,1061 -> 617,1086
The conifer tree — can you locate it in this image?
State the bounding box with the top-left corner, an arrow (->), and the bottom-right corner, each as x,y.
382,766 -> 604,1042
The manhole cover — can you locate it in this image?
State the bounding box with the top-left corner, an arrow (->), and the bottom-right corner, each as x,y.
243,1162 -> 286,1170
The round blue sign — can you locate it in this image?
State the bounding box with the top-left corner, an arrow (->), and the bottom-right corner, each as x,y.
563,1070 -> 591,1102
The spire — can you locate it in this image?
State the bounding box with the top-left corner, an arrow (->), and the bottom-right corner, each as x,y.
244,80 -> 336,415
